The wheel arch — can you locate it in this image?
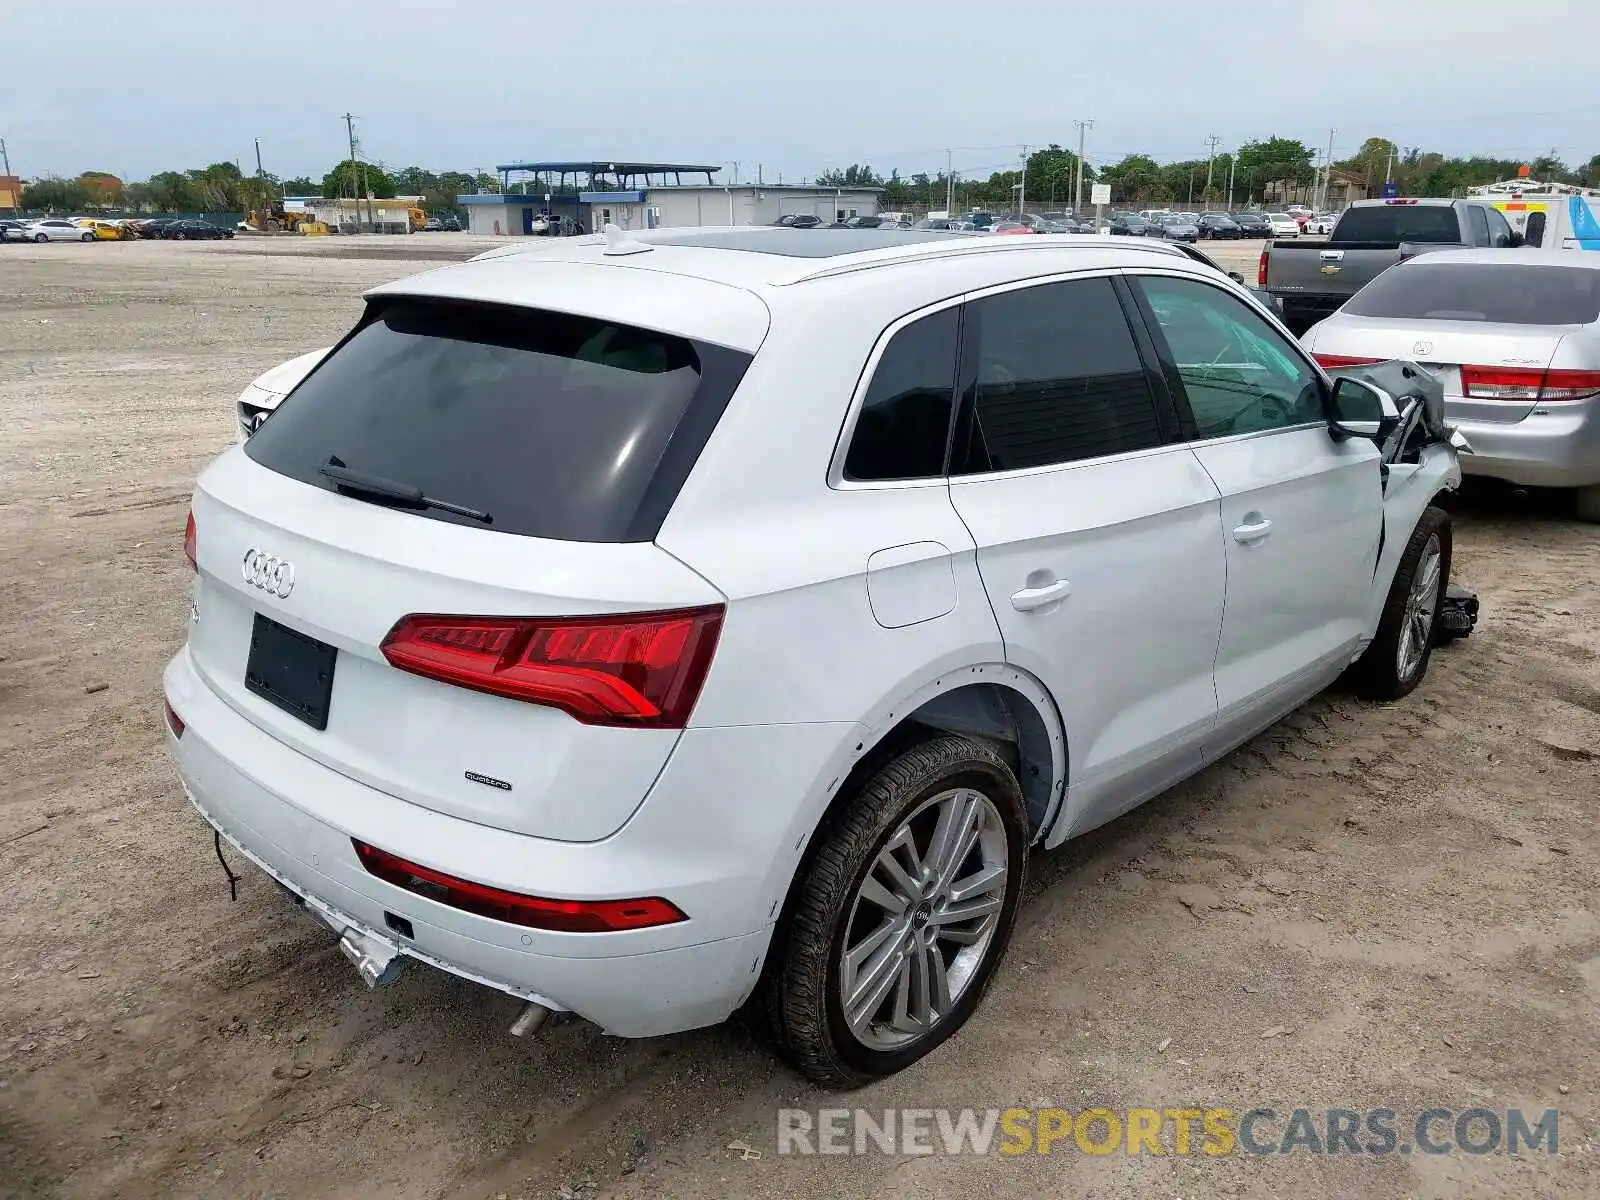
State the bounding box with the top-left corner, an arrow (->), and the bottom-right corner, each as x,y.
766,662 -> 1069,932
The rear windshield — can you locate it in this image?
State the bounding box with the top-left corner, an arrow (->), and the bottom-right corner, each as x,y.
1343,263 -> 1600,325
1332,205 -> 1461,243
244,300 -> 751,542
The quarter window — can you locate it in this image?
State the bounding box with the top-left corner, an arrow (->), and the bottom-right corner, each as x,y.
1135,275 -> 1324,438
953,277 -> 1167,473
1468,205 -> 1490,244
844,307 -> 960,481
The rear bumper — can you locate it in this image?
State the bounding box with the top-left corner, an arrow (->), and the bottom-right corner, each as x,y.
163,647 -> 856,1036
1453,400 -> 1600,489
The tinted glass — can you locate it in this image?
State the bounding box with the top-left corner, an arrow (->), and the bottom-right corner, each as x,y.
1485,207 -> 1514,247
955,278 -> 1166,473
845,308 -> 959,481
246,300 -> 751,543
1525,211 -> 1547,247
1331,204 -> 1461,243
1343,263 -> 1600,325
1468,205 -> 1490,244
1137,275 -> 1324,438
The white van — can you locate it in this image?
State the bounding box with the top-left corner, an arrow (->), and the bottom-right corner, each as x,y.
1488,192 -> 1600,251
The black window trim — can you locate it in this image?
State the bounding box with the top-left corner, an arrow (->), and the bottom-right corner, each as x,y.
947,268 -> 1188,481
1123,268 -> 1334,447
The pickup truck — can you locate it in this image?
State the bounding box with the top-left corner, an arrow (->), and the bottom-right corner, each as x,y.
1261,198 -> 1523,332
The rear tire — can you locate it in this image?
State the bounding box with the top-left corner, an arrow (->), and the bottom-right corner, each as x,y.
34,233 -> 47,243
1352,506 -> 1452,701
1574,484 -> 1600,524
81,231 -> 94,241
762,734 -> 1027,1088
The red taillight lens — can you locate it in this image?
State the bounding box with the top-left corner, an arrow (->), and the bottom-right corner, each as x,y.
380,605 -> 723,728
352,840 -> 686,932
1384,198 -> 1419,205
1314,353 -> 1385,369
1460,366 -> 1546,400
1536,368 -> 1600,400
163,699 -> 185,738
1257,245 -> 1269,287
183,510 -> 197,572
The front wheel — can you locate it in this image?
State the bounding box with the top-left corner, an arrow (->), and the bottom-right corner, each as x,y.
81,231 -> 94,241
763,734 -> 1027,1088
34,233 -> 47,243
1351,505 -> 1452,700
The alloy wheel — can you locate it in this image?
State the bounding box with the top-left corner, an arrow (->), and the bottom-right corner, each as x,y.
838,787 -> 1009,1050
1397,534 -> 1442,681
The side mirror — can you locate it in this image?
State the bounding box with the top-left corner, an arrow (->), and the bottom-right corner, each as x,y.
1328,376 -> 1402,442
1507,231 -> 1525,248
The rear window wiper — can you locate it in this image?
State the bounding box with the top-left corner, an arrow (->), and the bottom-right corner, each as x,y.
319,456 -> 492,524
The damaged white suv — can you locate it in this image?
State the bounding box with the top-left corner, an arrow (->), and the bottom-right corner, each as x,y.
167,227 -> 1462,1087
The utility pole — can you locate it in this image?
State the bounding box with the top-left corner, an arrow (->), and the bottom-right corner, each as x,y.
1384,144 -> 1395,189
945,148 -> 953,214
1188,168 -> 1196,206
732,161 -> 740,184
1320,126 -> 1336,211
1018,145 -> 1028,217
342,113 -> 359,228
757,163 -> 763,186
1204,133 -> 1221,201
254,138 -> 264,177
1073,119 -> 1094,209
1227,151 -> 1237,210
0,136 -> 11,178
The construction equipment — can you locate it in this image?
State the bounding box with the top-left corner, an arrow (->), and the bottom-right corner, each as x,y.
246,201 -> 312,233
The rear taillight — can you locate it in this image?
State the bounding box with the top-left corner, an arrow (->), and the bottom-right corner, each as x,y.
380,605 -> 723,728
183,510 -> 197,572
352,840 -> 687,932
1456,366 -> 1600,401
163,699 -> 185,738
1257,245 -> 1269,287
1535,368 -> 1600,400
1314,353 -> 1384,369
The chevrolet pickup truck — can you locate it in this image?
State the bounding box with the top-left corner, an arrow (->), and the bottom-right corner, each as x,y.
1261,198 -> 1522,333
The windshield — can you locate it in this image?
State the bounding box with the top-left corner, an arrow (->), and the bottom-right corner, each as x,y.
245,299 -> 752,542
1344,263 -> 1600,325
1333,205 -> 1462,243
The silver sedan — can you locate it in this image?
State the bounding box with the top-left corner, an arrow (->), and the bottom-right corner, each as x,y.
1302,249 -> 1600,520
21,218 -> 95,242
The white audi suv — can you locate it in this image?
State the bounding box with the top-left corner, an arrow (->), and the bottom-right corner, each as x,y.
167,226 -> 1461,1086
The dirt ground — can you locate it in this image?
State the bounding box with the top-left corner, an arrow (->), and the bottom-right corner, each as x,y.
1,236 -> 1597,1200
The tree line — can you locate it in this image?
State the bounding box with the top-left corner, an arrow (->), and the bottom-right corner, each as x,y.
16,139 -> 1600,215
823,138 -> 1600,210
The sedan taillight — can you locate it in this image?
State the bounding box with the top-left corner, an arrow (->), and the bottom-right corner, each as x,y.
1313,353 -> 1384,369
380,605 -> 724,728
1460,366 -> 1600,401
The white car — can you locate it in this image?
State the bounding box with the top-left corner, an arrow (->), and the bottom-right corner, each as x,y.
1265,212 -> 1303,237
23,218 -> 95,242
167,227 -> 1462,1087
1304,213 -> 1338,235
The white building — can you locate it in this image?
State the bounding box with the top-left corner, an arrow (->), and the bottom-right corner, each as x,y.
458,160 -> 880,236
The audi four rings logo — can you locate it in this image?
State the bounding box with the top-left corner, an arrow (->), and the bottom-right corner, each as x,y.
242,549 -> 295,597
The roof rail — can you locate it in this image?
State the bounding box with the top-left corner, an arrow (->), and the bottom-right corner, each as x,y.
775,235 -> 1186,286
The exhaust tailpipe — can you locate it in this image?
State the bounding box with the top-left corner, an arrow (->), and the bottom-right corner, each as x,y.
338,927 -> 407,988
509,1001 -> 552,1038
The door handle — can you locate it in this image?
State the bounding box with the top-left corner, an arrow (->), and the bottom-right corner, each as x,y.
1010,579 -> 1073,612
1232,517 -> 1274,544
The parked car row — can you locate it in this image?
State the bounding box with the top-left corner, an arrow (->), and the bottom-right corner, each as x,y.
0,215 -> 236,242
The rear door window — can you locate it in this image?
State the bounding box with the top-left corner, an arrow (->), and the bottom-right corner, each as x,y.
952,277 -> 1171,473
1485,207 -> 1514,247
1343,263 -> 1600,325
1468,206 -> 1490,244
1332,205 -> 1462,243
245,300 -> 751,543
844,307 -> 959,481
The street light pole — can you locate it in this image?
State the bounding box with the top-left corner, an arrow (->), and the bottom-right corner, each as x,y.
945,148 -> 953,215
1018,146 -> 1028,217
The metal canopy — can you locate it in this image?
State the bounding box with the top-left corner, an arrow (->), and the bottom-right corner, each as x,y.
495,161 -> 721,191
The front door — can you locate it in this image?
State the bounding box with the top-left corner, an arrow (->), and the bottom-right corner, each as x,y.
1127,272 -> 1382,744
945,275 -> 1226,843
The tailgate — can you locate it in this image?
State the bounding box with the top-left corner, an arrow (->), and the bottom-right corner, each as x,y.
189,455 -> 724,843
1268,244 -> 1400,301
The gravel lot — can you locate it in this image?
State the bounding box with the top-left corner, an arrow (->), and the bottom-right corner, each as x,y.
1,236 -> 1597,1200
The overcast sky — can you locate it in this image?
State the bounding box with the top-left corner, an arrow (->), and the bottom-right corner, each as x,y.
3,0 -> 1597,185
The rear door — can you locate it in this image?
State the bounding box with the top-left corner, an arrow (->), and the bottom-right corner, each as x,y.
944,274 -> 1226,836
1128,271 -> 1381,729
191,294 -> 759,843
